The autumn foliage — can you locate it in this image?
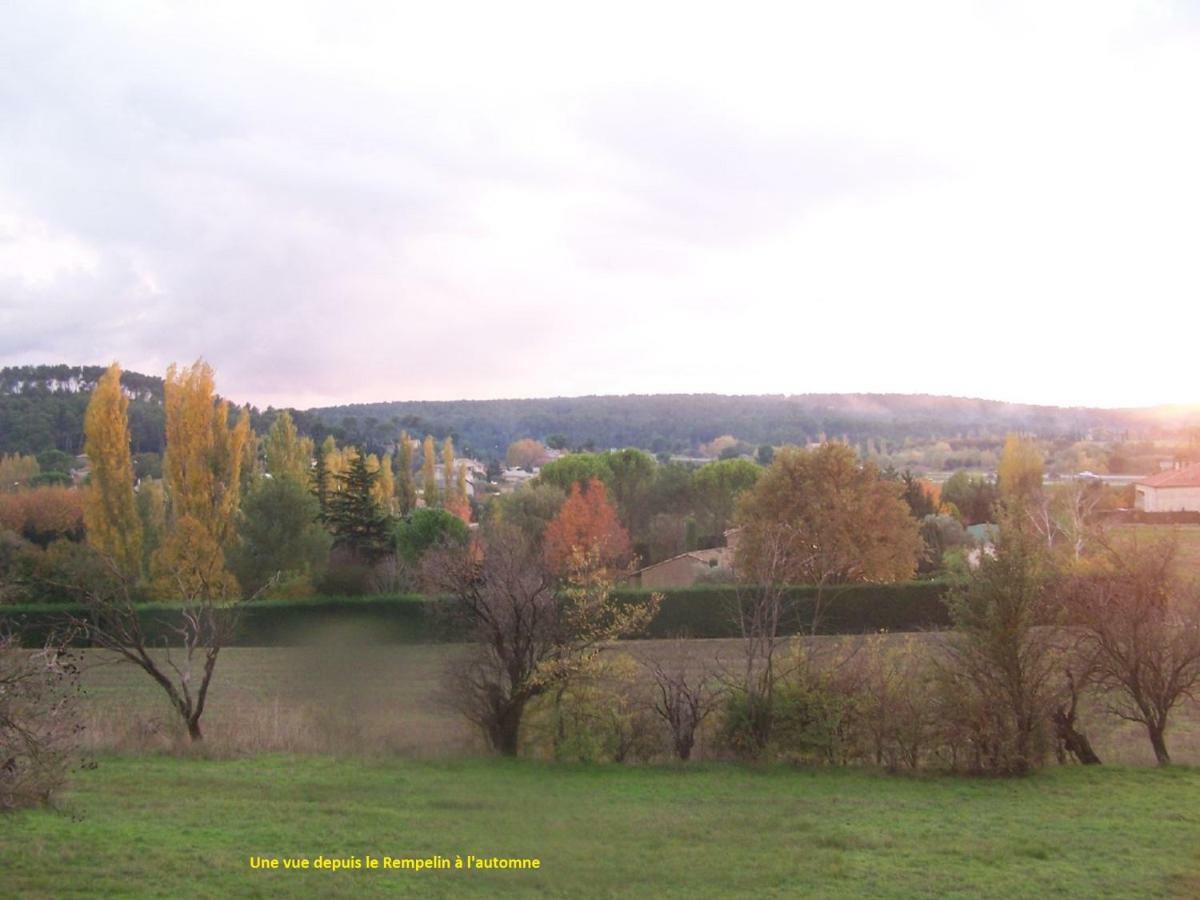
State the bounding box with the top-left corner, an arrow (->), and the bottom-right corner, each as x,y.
153,360 -> 250,600
919,478 -> 942,510
0,486 -> 84,546
543,478 -> 632,574
506,438 -> 550,470
83,363 -> 143,577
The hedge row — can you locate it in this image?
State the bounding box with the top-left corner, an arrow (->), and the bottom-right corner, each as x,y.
635,580 -> 952,638
2,581 -> 953,647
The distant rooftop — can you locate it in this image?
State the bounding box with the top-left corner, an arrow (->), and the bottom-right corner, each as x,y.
1137,463 -> 1200,489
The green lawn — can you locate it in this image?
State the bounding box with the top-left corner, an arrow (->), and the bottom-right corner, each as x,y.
4,757 -> 1200,898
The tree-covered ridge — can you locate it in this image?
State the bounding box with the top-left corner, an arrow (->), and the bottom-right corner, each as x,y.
310,392 -> 1199,460
1,366 -> 167,455
1,365 -> 164,400
6,363 -> 1200,461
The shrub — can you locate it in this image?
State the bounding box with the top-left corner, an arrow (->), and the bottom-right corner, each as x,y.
524,654 -> 660,763
855,634 -> 939,771
0,631 -> 81,810
718,641 -> 861,765
0,487 -> 84,547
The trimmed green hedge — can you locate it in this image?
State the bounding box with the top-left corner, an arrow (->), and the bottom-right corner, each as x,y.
630,580 -> 952,638
2,595 -> 441,648
1,581 -> 952,647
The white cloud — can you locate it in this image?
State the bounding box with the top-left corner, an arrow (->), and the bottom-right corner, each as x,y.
0,0 -> 1198,409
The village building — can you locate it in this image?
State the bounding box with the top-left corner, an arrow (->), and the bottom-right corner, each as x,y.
627,528 -> 741,589
1134,463 -> 1200,512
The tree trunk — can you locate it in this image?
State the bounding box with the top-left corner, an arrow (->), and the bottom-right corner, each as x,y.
1052,706 -> 1101,765
488,701 -> 524,757
1148,724 -> 1171,766
675,733 -> 694,761
187,717 -> 203,742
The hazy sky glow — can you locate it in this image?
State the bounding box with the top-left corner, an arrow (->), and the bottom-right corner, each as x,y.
2,1 -> 1199,409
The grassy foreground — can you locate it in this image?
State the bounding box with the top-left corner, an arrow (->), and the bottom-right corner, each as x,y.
3,758 -> 1200,898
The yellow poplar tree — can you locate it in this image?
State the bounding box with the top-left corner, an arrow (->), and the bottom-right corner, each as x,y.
376,452 -> 396,514
366,452 -> 395,513
441,437 -> 456,503
445,462 -> 471,523
456,463 -> 468,504
422,435 -> 438,507
265,410 -> 312,483
154,360 -> 251,600
83,363 -> 143,578
395,431 -> 417,515
998,433 -> 1044,505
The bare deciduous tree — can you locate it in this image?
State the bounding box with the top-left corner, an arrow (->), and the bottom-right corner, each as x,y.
55,553 -> 249,743
1051,668 -> 1101,766
0,627 -> 81,810
639,640 -> 719,761
1065,537 -> 1200,766
730,523 -> 795,755
426,525 -> 658,756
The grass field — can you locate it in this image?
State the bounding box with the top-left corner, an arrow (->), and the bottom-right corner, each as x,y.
4,756 -> 1200,898
1112,524 -> 1200,571
72,640 -> 1200,765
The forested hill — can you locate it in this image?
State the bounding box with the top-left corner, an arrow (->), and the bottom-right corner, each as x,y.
1,365 -> 167,454
309,393 -> 1192,460
3,364 -> 1196,460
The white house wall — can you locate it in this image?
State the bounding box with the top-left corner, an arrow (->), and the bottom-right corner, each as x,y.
1140,486 -> 1200,512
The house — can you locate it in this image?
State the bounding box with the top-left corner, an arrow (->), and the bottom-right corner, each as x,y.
965,523 -> 999,569
628,547 -> 732,590
1134,463 -> 1200,512
627,529 -> 741,589
497,467 -> 538,494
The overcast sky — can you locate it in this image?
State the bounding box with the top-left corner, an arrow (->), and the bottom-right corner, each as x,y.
2,1 -> 1198,410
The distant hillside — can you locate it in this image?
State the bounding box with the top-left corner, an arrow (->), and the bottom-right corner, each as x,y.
0,365 -> 166,455
4,364 -> 1198,461
308,393 -> 1199,461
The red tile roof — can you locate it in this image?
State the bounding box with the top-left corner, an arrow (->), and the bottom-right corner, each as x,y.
1137,463 -> 1200,488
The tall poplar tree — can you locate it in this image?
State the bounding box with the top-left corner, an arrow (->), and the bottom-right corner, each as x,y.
456,463 -> 469,507
445,461 -> 471,523
265,410 -> 312,483
155,360 -> 251,600
395,431 -> 417,515
83,363 -> 143,578
422,435 -> 438,507
998,433 -> 1044,506
311,450 -> 332,520
376,452 -> 396,514
441,437 -> 456,505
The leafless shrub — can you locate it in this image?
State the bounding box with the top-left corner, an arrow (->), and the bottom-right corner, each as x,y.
0,629 -> 82,810
727,524 -> 797,756
855,634 -> 939,771
639,639 -> 720,761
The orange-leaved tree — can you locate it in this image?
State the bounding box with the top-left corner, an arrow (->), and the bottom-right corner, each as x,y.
0,486 -> 85,547
542,478 -> 632,575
